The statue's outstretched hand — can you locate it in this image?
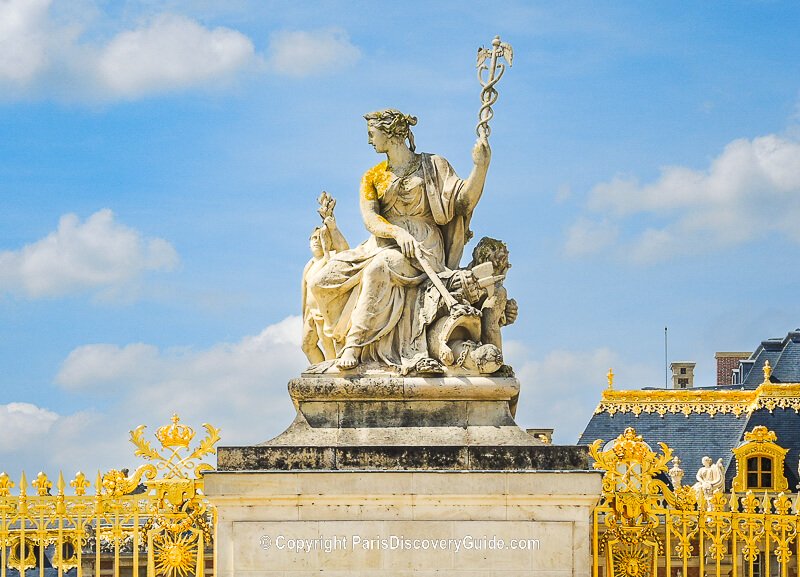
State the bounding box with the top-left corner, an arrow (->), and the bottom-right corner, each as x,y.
317,193 -> 336,220
472,136 -> 491,168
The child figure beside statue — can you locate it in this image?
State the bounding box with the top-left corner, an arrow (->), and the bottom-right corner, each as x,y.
301,192 -> 348,365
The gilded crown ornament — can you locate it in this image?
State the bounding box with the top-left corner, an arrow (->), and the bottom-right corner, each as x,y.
155,413 -> 196,449
131,412 -> 220,481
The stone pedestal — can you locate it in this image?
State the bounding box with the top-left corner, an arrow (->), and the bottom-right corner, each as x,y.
205,469 -> 600,577
218,375 -> 589,471
205,374 -> 601,576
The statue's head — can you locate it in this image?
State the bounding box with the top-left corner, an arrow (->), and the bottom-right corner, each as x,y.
364,109 -> 418,152
470,237 -> 510,275
309,227 -> 327,257
702,456 -> 712,466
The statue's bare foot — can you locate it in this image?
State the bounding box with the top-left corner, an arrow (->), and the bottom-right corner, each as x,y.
336,348 -> 360,370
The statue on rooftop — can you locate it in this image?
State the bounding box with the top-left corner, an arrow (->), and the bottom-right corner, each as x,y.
691,456 -> 725,509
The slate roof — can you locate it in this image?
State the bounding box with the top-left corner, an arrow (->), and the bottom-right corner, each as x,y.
578,411 -> 749,484
578,408 -> 800,491
739,330 -> 800,386
579,328 -> 800,491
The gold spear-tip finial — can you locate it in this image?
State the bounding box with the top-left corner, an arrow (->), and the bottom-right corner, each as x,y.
607,368 -> 614,389
763,360 -> 773,382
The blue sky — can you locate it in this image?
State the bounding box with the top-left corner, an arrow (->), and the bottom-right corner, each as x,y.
2,0 -> 800,475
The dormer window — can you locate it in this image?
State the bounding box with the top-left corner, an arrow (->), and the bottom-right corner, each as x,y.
732,426 -> 789,493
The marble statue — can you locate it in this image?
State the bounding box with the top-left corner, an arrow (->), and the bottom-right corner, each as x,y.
691,456 -> 725,509
307,109 -> 494,374
302,36 -> 515,376
301,192 -> 348,364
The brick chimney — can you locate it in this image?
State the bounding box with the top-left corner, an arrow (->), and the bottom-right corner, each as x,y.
715,352 -> 750,386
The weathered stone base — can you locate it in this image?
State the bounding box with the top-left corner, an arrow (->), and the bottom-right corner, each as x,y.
218,443 -> 590,471
217,374 -> 589,470
204,469 -> 601,577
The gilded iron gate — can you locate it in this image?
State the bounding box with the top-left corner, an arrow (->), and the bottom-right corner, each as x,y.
590,427 -> 800,577
0,414 -> 218,577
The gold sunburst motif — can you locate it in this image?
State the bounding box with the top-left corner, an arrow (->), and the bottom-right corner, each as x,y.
154,533 -> 198,577
611,543 -> 653,577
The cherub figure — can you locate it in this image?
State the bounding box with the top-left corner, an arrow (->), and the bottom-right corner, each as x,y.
468,237 -> 518,350
302,192 -> 348,364
421,238 -> 517,375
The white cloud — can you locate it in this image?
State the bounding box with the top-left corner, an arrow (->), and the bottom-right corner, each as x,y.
0,403 -> 108,475
57,316 -> 301,392
568,134 -> 800,263
0,209 -> 178,298
0,0 -> 51,86
95,14 -> 256,98
1,317 -> 305,475
0,2 -> 361,100
0,402 -> 59,452
55,316 -> 304,442
267,28 -> 360,77
564,217 -> 618,257
0,2 -> 257,99
507,343 -> 653,444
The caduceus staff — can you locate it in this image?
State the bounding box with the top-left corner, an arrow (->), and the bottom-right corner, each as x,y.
476,36 -> 513,138
413,37 -> 514,313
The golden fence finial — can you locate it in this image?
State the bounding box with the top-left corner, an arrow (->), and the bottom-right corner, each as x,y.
70,471 -> 90,496
763,359 -> 773,382
607,368 -> 614,389
32,471 -> 52,496
0,472 -> 14,496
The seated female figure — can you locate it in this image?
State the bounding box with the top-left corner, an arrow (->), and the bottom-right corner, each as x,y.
309,109 -> 490,372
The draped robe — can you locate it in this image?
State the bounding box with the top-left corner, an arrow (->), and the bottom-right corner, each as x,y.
309,153 -> 475,372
